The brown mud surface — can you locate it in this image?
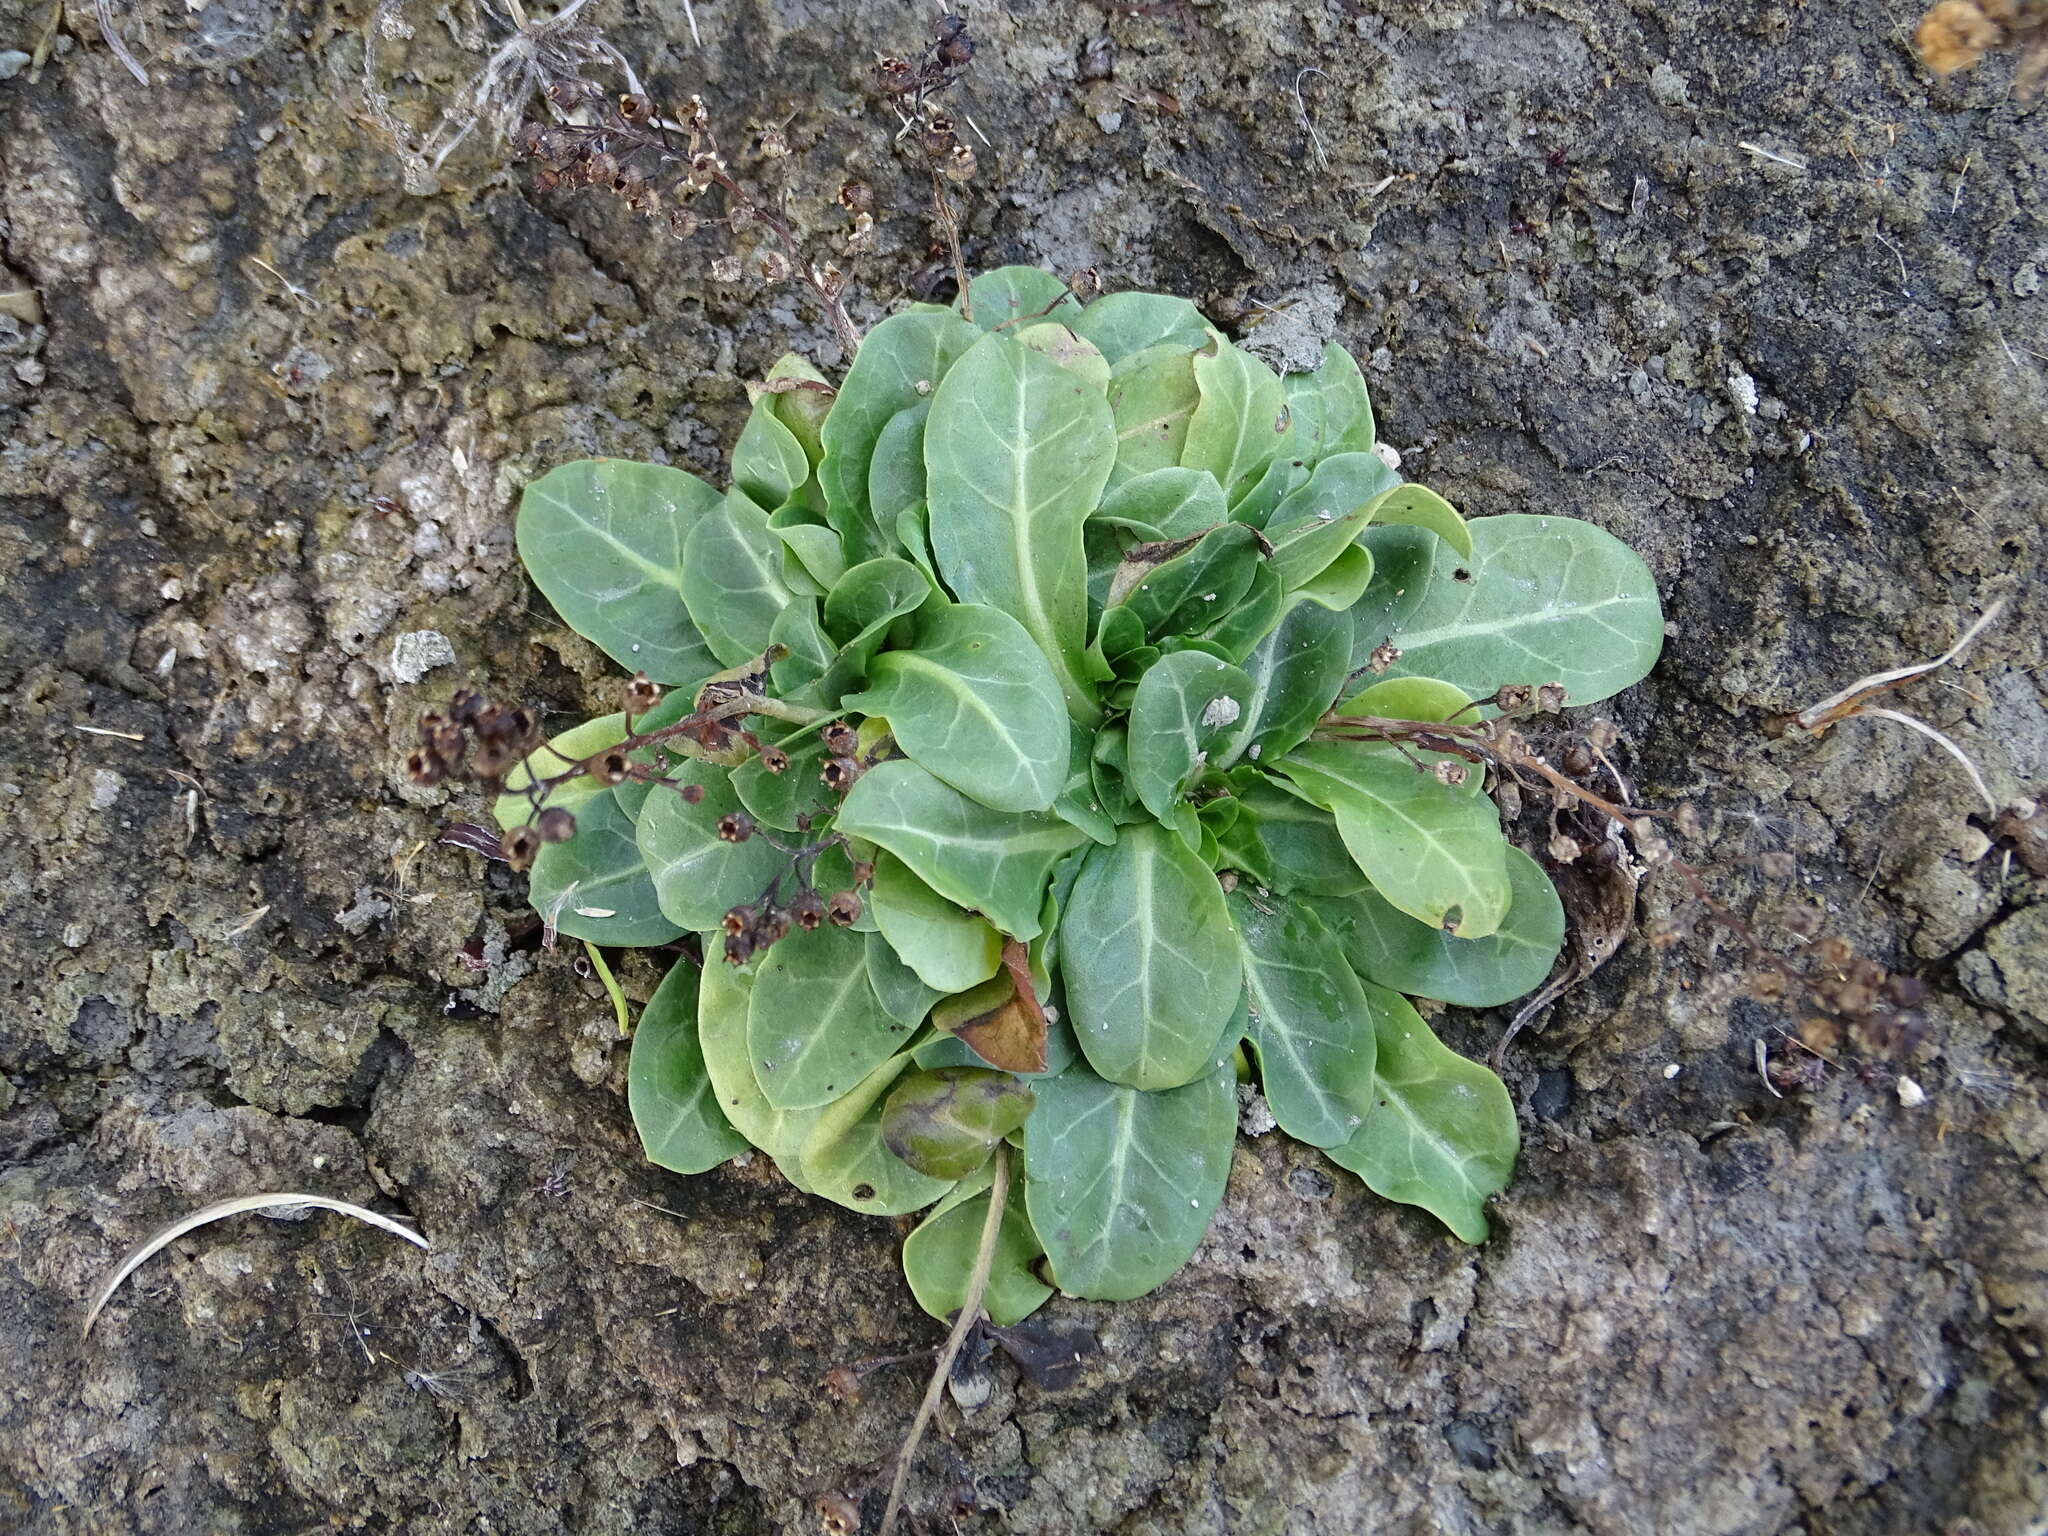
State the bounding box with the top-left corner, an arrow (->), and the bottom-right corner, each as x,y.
2,1 -> 2045,1531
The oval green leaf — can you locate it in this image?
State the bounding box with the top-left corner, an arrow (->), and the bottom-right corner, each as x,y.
747,922 -> 913,1110
843,603 -> 1068,813
1184,339 -> 1288,507
1328,844 -> 1564,1007
1272,743 -> 1511,938
696,950 -> 822,1184
904,1164 -> 1052,1325
515,459 -> 723,685
1214,775 -> 1371,896
1379,514 -> 1664,706
636,761 -> 788,932
1228,889 -> 1377,1148
1324,982 -> 1519,1242
869,851 -> 1005,994
679,488 -> 794,667
820,308 -> 982,551
1024,1060 -> 1237,1301
834,760 -> 1086,941
528,788 -> 684,947
628,960 -> 748,1174
1061,822 -> 1243,1090
926,331 -> 1115,720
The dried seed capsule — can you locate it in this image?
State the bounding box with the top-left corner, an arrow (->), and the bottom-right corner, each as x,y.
716,810 -> 755,843
820,720 -> 858,756
617,92 -> 652,124
876,55 -> 916,94
622,672 -> 661,714
722,908 -> 749,936
942,143 -> 977,182
921,114 -> 959,158
790,891 -> 826,931
586,748 -> 631,786
536,807 -> 578,844
826,890 -> 862,927
839,180 -> 874,214
755,906 -> 792,944
501,824 -> 542,872
405,749 -> 444,786
758,744 -> 789,773
821,756 -> 864,792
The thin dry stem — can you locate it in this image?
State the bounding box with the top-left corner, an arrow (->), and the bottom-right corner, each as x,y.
879,1143 -> 1010,1536
84,1195 -> 428,1338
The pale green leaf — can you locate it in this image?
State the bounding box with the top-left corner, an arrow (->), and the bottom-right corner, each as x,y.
1376,514 -> 1665,705
961,266 -> 1079,330
820,308 -> 982,550
748,922 -> 913,1109
867,400 -> 929,527
926,331 -> 1116,719
870,852 -> 1005,993
628,960 -> 748,1174
1061,823 -> 1243,1090
1229,889 -> 1377,1148
1364,483 -> 1472,561
834,760 -> 1086,939
1092,466 -> 1228,540
1281,341 -> 1378,463
1328,845 -> 1564,1007
679,488 -> 794,666
1324,982 -> 1518,1242
1184,340 -> 1289,506
1014,321 -> 1111,391
1067,289 -> 1215,363
843,603 -> 1068,812
1024,1060 -> 1236,1300
1106,348 -> 1200,489
697,952 -> 821,1184
528,788 -> 683,947
1273,743 -> 1511,938
731,398 -> 811,509
636,761 -> 786,932
904,1165 -> 1052,1325
798,1051 -> 954,1215
515,459 -> 722,684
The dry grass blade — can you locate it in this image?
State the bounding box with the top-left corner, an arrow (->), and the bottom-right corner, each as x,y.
96,0 -> 151,85
879,1143 -> 1009,1536
83,1194 -> 429,1338
1789,599 -> 2005,733
1855,707 -> 1998,814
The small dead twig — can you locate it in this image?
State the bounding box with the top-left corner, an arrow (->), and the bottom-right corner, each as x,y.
1292,67 -> 1330,170
879,1144 -> 1009,1536
1769,599 -> 2006,814
95,0 -> 150,84
84,1194 -> 428,1338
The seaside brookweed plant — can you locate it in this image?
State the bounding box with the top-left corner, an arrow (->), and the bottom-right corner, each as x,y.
414,268 -> 1665,1322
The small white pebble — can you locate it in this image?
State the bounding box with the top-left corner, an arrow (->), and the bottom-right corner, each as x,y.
1663,1062 -> 1681,1079
1896,1076 -> 1926,1108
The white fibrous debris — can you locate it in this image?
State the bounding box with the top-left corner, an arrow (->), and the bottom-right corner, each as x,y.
1373,441 -> 1402,472
1896,1076 -> 1927,1108
1201,695 -> 1242,728
390,629 -> 457,685
1237,1084 -> 1277,1136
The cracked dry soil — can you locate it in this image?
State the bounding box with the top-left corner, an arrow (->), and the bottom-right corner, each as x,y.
3,1 -> 2047,1532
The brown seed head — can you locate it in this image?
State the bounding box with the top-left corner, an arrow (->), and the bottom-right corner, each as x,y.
826,891 -> 862,927
502,824 -> 542,872
405,749 -> 444,786
536,807 -> 578,844
942,143 -> 978,182
876,55 -> 916,94
721,908 -> 749,937
1367,640 -> 1401,674
820,720 -> 858,755
790,891 -> 826,931
821,756 -> 864,792
586,748 -> 632,786
623,673 -> 661,715
716,811 -> 756,843
1536,682 -> 1570,712
617,91 -> 653,123
758,745 -> 789,773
